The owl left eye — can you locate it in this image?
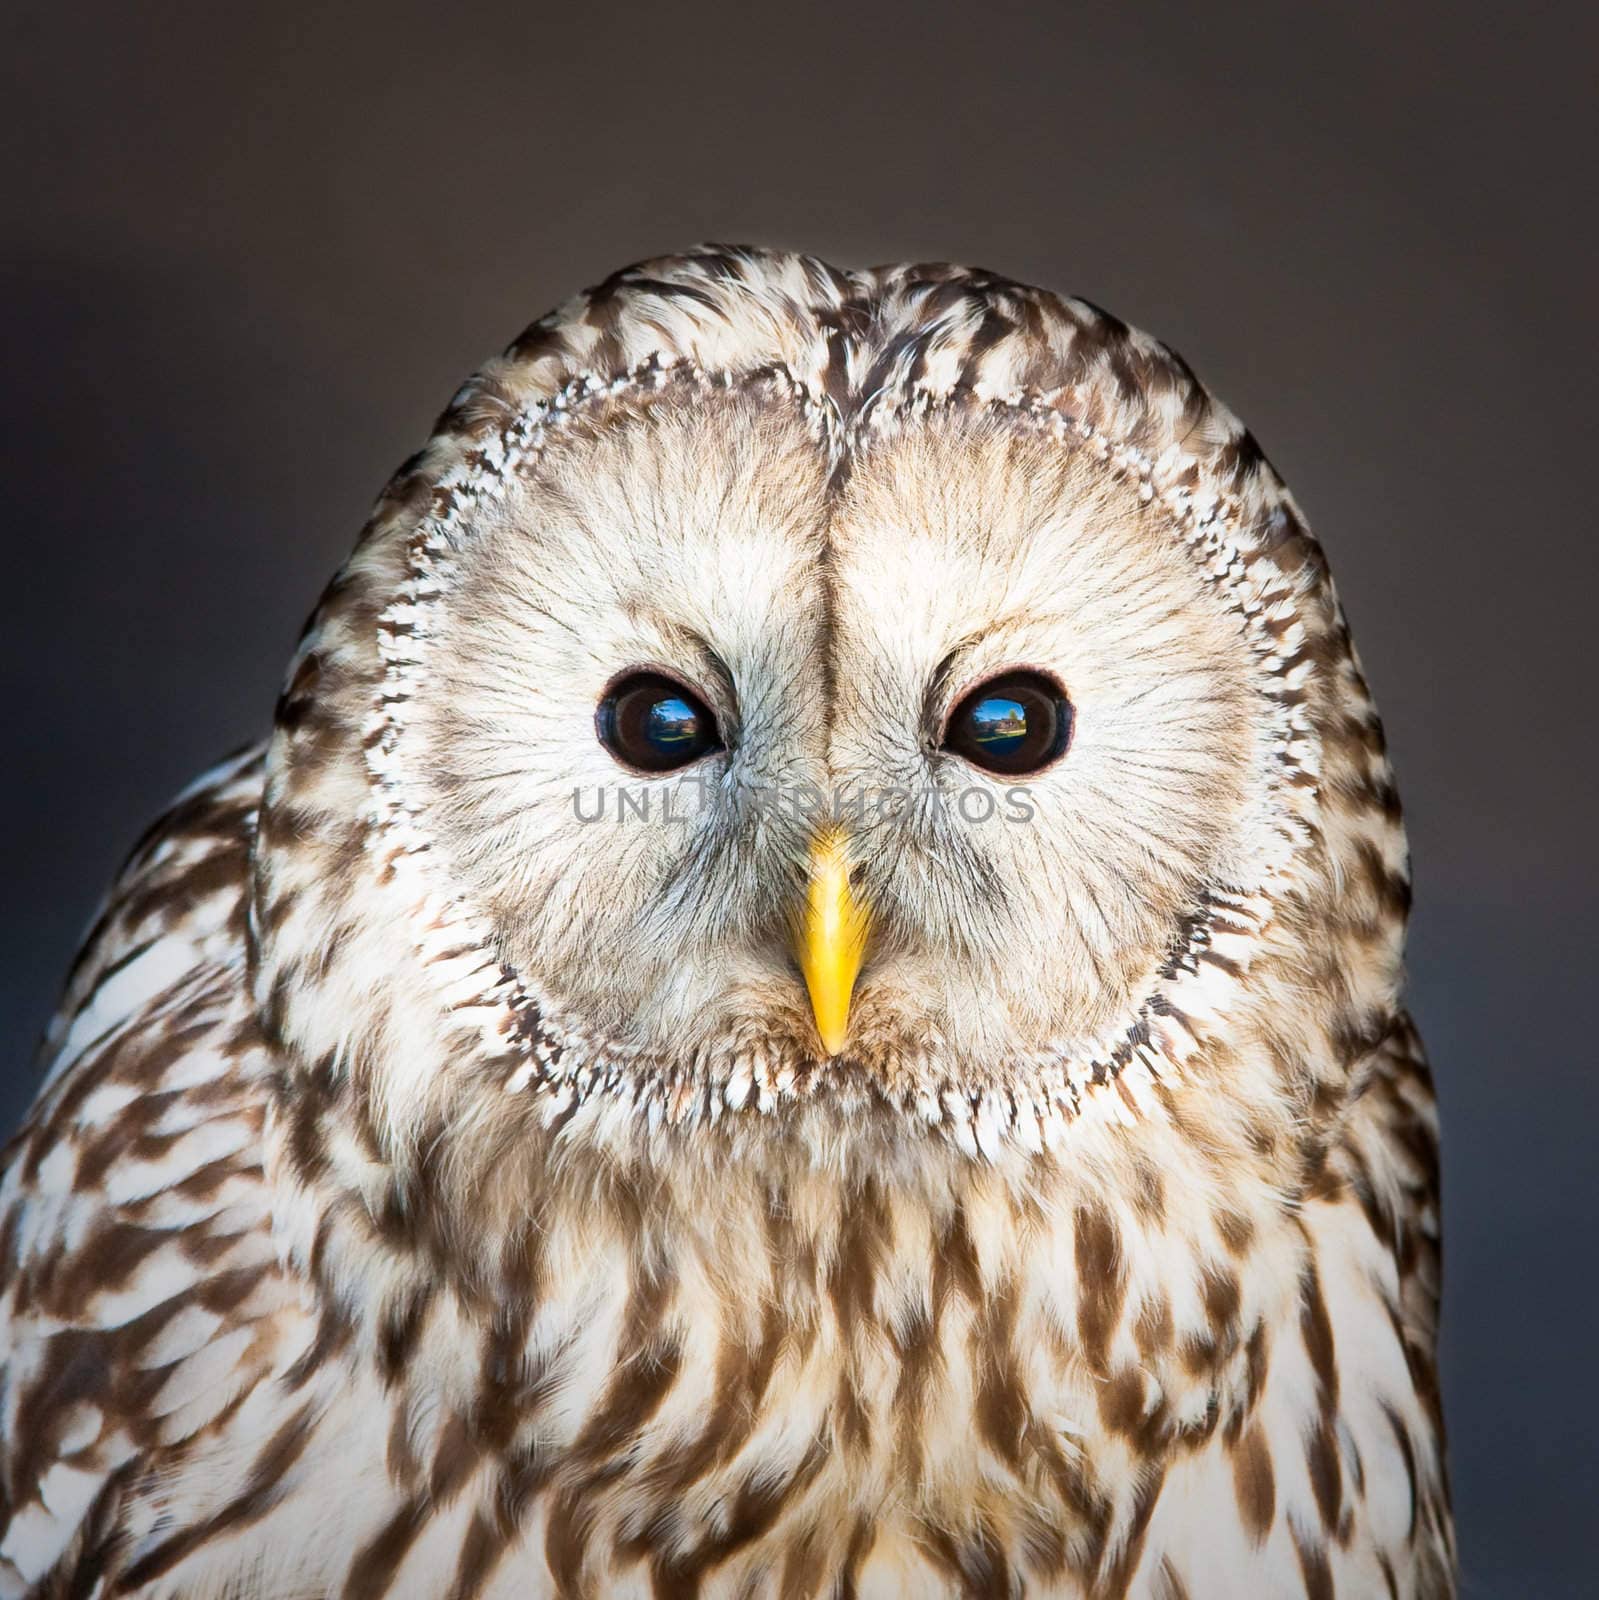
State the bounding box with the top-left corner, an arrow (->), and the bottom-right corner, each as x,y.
942,670 -> 1073,776
596,671 -> 723,773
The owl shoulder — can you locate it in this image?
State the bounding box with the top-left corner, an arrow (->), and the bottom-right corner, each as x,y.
0,744 -> 302,1594
1327,1011 -> 1445,1382
1292,1011 -> 1453,1591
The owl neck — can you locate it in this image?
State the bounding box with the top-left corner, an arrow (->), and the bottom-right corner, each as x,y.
264,977 -> 1347,1454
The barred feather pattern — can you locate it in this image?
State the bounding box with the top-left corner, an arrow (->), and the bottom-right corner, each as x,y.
1,248 -> 1451,1597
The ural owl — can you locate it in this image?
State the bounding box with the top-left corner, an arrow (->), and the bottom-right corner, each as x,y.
0,248 -> 1451,1598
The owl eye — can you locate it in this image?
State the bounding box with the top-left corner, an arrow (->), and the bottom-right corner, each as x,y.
942,670 -> 1073,776
596,671 -> 722,773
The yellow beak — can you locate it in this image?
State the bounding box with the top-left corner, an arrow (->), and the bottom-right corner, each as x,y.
794,831 -> 870,1057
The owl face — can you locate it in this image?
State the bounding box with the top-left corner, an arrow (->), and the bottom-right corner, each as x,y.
406,384 -> 1268,1093
259,249 -> 1373,1160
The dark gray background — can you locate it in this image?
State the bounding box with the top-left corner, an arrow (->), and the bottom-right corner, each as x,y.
4,2 -> 1594,1591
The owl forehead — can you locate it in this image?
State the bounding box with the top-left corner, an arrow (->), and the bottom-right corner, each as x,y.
457,376 -> 1237,718
408,249 -> 1325,644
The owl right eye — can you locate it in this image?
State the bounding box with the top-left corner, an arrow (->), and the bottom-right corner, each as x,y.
596,671 -> 723,773
941,669 -> 1073,776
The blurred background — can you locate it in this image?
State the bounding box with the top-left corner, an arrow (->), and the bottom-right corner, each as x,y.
3,1 -> 1594,1590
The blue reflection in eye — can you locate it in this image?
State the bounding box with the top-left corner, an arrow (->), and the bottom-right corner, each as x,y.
645,696 -> 702,753
967,695 -> 1031,756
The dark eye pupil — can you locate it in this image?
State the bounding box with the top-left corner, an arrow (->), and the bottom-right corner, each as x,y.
597,672 -> 721,772
944,671 -> 1072,775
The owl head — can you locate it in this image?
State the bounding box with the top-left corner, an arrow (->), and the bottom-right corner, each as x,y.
252,248 -> 1408,1181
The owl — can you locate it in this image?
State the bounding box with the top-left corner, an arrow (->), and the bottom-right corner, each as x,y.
0,248 -> 1452,1599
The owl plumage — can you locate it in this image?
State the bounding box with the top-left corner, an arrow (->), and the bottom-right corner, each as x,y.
0,248 -> 1451,1597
